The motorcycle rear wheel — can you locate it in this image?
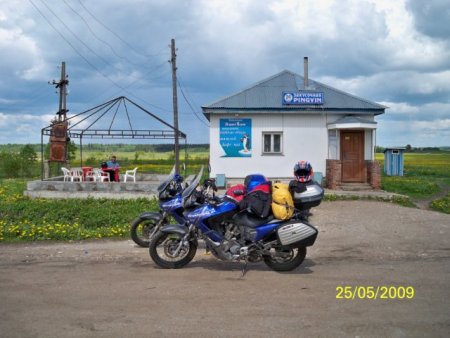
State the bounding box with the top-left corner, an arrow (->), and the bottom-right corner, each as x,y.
149,231 -> 197,269
263,245 -> 307,272
130,217 -> 162,247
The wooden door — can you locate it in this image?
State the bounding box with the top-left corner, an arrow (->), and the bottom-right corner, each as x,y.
341,131 -> 364,182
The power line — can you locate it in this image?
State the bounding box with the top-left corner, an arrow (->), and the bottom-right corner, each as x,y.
29,0 -> 173,115
27,84 -> 52,103
29,0 -> 123,89
61,0 -> 145,67
177,77 -> 209,127
39,0 -> 132,76
76,0 -> 165,60
53,0 -> 173,92
87,60 -> 170,106
124,61 -> 170,90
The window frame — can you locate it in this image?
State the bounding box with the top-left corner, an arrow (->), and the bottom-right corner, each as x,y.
262,132 -> 283,155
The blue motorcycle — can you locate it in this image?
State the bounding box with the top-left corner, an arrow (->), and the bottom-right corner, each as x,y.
149,169 -> 319,272
130,167 -> 215,247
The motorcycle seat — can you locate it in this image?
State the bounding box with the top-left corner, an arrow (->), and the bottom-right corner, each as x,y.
233,212 -> 274,228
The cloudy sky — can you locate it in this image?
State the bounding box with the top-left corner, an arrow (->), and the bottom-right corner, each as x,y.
0,0 -> 449,147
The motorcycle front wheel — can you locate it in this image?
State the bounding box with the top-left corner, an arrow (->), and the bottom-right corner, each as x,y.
263,245 -> 307,272
130,217 -> 163,247
149,231 -> 198,269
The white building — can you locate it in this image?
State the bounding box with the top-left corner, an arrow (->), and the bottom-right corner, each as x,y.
202,65 -> 386,188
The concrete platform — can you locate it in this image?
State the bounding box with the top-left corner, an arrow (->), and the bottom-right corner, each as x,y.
25,176 -> 405,201
24,174 -> 170,199
323,188 -> 406,200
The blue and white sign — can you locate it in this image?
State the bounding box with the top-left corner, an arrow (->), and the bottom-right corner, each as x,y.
219,118 -> 252,157
282,91 -> 324,105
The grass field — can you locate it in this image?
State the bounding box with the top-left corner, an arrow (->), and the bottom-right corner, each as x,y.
0,179 -> 159,242
71,147 -> 209,175
376,152 -> 450,213
0,151 -> 448,243
77,150 -> 209,162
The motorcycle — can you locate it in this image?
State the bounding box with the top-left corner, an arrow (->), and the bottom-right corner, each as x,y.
149,170 -> 319,273
130,167 -> 215,247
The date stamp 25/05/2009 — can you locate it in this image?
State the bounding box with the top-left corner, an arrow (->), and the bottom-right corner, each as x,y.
336,286 -> 415,300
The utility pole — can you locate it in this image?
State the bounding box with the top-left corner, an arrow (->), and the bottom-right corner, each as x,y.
170,38 -> 180,175
53,61 -> 69,122
49,61 -> 69,164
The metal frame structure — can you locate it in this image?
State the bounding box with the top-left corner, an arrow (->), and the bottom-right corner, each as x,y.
40,96 -> 187,179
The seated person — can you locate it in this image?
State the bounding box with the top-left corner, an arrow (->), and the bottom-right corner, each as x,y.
105,155 -> 120,181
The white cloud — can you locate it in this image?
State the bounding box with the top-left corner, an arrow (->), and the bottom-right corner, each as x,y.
0,0 -> 52,83
0,112 -> 54,143
378,101 -> 450,119
0,0 -> 448,146
319,69 -> 450,104
0,27 -> 46,80
377,118 -> 450,147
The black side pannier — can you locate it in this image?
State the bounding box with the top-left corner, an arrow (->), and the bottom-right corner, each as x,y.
239,189 -> 272,218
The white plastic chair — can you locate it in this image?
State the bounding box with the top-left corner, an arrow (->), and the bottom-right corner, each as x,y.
61,167 -> 71,182
84,169 -> 96,182
124,167 -> 138,182
70,168 -> 83,182
94,168 -> 110,182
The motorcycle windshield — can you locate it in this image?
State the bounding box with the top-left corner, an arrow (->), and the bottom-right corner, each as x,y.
182,166 -> 204,200
157,166 -> 176,193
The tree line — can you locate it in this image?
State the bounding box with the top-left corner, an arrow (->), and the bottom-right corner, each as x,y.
0,143 -> 209,179
375,145 -> 448,153
0,144 -> 39,179
0,143 -> 209,153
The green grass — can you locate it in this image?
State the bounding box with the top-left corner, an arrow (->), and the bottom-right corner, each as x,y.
380,176 -> 440,198
0,179 -> 159,243
429,194 -> 450,214
376,152 -> 450,212
0,144 -> 210,243
72,150 -> 209,175
1,151 -> 449,243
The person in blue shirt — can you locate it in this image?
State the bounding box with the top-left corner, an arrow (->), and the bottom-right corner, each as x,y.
105,155 -> 120,181
107,155 -> 119,169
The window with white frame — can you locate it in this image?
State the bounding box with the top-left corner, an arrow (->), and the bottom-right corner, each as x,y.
262,132 -> 283,154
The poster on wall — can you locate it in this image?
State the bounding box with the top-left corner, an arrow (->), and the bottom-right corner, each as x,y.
219,118 -> 252,157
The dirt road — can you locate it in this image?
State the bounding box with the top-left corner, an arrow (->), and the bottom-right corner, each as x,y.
1,201 -> 449,338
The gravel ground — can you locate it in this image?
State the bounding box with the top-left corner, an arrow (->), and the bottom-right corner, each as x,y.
1,200 -> 449,338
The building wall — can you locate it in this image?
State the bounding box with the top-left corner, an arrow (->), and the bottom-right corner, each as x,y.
326,115 -> 376,162
364,130 -> 373,160
209,113 -> 328,178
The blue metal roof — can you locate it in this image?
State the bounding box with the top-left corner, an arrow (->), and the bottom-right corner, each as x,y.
202,70 -> 386,118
